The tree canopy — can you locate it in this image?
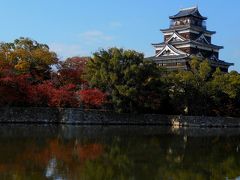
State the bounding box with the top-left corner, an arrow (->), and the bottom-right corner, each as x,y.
0,37 -> 58,81
85,48 -> 168,113
0,39 -> 240,117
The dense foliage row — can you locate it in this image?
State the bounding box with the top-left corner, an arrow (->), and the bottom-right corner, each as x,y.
0,38 -> 106,109
0,38 -> 240,116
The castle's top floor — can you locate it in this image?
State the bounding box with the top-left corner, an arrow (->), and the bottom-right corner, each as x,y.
169,6 -> 207,20
169,7 -> 207,29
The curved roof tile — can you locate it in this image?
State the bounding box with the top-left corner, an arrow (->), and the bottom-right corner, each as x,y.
169,7 -> 207,20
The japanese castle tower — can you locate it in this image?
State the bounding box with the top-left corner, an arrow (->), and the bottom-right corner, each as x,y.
150,6 -> 233,72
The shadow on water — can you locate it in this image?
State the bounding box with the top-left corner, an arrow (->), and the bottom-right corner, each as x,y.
0,124 -> 240,179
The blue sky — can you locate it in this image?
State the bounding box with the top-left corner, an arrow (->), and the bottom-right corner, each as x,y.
0,0 -> 240,71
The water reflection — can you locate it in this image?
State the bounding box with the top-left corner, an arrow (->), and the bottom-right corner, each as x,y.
0,125 -> 239,179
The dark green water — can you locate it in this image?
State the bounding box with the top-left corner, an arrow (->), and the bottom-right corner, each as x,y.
0,125 -> 240,180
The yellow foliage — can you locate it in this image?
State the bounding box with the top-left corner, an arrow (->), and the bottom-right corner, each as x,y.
0,38 -> 58,75
31,49 -> 58,72
14,60 -> 30,71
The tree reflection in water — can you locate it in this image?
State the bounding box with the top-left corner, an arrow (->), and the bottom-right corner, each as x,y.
0,125 -> 239,179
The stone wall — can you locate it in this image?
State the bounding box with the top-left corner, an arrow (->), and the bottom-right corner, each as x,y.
0,107 -> 240,127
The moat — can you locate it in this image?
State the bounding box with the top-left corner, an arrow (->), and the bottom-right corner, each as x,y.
0,124 -> 240,179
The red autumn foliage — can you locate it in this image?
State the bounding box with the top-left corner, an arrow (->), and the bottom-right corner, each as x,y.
48,84 -> 79,107
0,72 -> 107,108
57,57 -> 89,85
0,56 -> 107,109
0,73 -> 31,106
0,64 -> 15,78
27,82 -> 79,107
78,89 -> 107,108
26,81 -> 54,106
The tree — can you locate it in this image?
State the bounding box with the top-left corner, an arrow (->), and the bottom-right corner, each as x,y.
0,38 -> 59,107
167,58 -> 213,115
78,89 -> 107,108
85,48 -> 167,113
0,73 -> 31,106
56,56 -> 89,86
210,69 -> 240,116
27,81 -> 79,108
0,37 -> 58,81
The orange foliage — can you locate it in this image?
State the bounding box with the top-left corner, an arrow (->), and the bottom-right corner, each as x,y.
77,143 -> 104,161
57,57 -> 89,85
14,139 -> 104,171
0,48 -> 106,108
27,82 -> 79,107
79,88 -> 107,108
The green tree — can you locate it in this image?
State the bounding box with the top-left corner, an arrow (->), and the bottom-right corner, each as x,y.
210,68 -> 240,116
85,48 -> 167,113
167,58 -> 212,115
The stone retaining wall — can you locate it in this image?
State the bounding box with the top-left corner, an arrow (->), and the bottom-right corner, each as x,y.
0,107 -> 240,127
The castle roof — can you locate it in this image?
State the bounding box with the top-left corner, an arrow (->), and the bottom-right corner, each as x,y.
160,26 -> 216,35
169,7 -> 207,20
152,40 -> 223,50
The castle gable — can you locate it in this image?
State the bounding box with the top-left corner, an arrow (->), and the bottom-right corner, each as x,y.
166,32 -> 186,43
156,44 -> 186,57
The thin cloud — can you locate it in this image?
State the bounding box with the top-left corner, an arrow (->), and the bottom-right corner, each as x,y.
109,22 -> 122,28
79,30 -> 114,43
49,43 -> 89,59
50,30 -> 117,58
233,49 -> 240,57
